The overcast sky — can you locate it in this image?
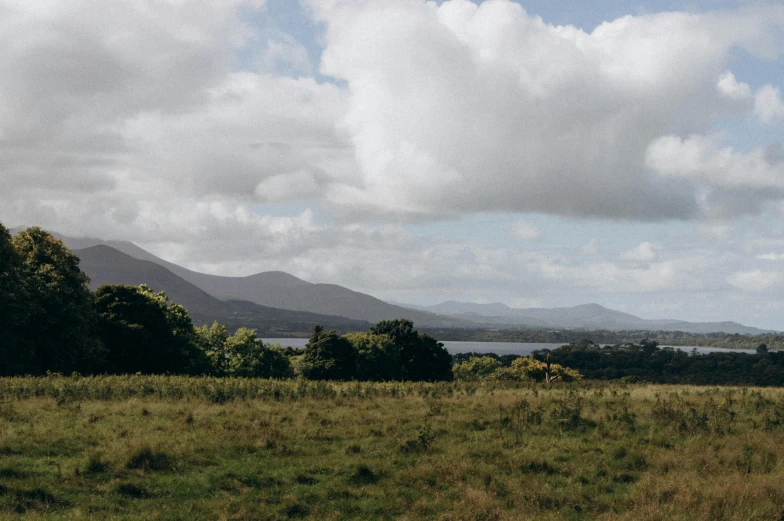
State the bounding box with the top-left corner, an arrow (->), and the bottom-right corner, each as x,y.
2,0 -> 784,329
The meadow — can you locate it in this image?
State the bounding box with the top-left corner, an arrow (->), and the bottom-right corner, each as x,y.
2,376 -> 784,520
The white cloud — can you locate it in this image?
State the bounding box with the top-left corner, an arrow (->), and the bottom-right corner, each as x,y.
755,84 -> 784,123
717,71 -> 752,101
306,0 -> 784,220
255,170 -> 321,202
756,253 -> 784,261
510,220 -> 541,240
255,32 -> 314,76
3,0 -> 784,235
620,242 -> 657,263
728,269 -> 784,292
581,238 -> 600,256
646,134 -> 784,192
699,223 -> 733,241
3,0 -> 784,329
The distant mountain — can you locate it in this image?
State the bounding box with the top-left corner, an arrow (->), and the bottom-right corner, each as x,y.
13,226 -> 769,335
417,301 -> 773,335
49,232 -> 464,327
74,245 -> 371,335
424,301 -> 519,317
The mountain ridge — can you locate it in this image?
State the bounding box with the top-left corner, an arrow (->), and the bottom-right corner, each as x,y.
74,245 -> 372,334
41,231 -> 466,327
10,227 -> 774,335
413,301 -> 774,335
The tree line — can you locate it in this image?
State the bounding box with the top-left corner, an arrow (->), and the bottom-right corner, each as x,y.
530,339 -> 784,386
0,224 -> 452,381
425,327 -> 784,350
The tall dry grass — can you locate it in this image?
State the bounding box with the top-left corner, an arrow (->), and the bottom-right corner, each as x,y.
1,377 -> 784,519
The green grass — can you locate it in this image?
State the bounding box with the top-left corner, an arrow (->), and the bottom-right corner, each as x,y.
3,376 -> 784,520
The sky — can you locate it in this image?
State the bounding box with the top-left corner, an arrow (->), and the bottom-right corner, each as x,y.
2,0 -> 784,329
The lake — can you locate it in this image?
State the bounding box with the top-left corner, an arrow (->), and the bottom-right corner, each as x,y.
262,338 -> 757,356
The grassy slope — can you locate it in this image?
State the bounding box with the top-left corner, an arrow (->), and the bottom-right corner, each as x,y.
2,377 -> 784,520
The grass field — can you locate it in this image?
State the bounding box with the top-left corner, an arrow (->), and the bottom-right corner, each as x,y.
2,376 -> 784,520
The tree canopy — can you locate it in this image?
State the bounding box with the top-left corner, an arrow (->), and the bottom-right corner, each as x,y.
301,325 -> 357,380
9,227 -> 104,374
0,223 -> 463,383
94,284 -> 207,374
371,319 -> 452,381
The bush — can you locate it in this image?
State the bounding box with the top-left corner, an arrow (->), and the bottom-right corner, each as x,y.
452,356 -> 502,381
301,326 -> 356,381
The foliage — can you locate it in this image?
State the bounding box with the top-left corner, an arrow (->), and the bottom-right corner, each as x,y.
452,355 -> 501,380
344,332 -> 402,381
507,356 -> 582,382
194,321 -> 230,374
371,319 -> 452,381
537,340 -> 784,386
426,327 -> 784,351
223,328 -> 293,378
94,284 -> 206,374
195,323 -> 295,378
301,326 -> 357,380
9,227 -> 105,374
453,355 -> 581,382
0,223 -> 27,375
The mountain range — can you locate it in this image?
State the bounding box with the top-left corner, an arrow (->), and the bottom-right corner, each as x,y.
75,244 -> 372,335
408,301 -> 772,335
10,227 -> 775,335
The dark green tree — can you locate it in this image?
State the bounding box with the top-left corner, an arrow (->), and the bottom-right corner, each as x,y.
344,332 -> 402,381
195,321 -> 230,375
223,327 -> 293,378
11,227 -> 104,374
370,319 -> 452,381
0,223 -> 29,375
94,284 -> 206,374
301,325 -> 356,380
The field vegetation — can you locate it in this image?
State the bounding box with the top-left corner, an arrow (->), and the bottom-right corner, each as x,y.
3,376 -> 784,520
426,328 -> 784,351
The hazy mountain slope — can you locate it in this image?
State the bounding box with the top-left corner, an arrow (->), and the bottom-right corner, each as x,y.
17,227 -> 767,334
74,245 -> 371,333
57,235 -> 464,327
425,301 -> 518,317
77,245 -> 233,317
419,301 -> 773,334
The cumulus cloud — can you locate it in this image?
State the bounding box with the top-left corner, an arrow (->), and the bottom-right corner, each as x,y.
756,253 -> 784,261
4,0 -> 784,328
728,269 -> 784,293
645,134 -> 784,216
580,238 -> 600,256
4,0 -> 784,234
510,220 -> 541,240
620,242 -> 657,263
717,71 -> 752,101
309,0 -> 784,220
755,84 -> 784,123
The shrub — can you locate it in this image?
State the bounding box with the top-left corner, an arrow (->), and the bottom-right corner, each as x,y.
452,356 -> 502,381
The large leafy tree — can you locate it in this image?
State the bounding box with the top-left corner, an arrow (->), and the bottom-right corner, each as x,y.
301,325 -> 357,380
11,227 -> 104,374
195,321 -> 230,374
344,332 -> 402,381
223,328 -> 293,378
0,223 -> 29,375
370,319 -> 452,381
194,323 -> 293,378
94,284 -> 206,374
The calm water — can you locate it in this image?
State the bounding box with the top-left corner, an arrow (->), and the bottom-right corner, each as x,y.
263,338 -> 757,356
